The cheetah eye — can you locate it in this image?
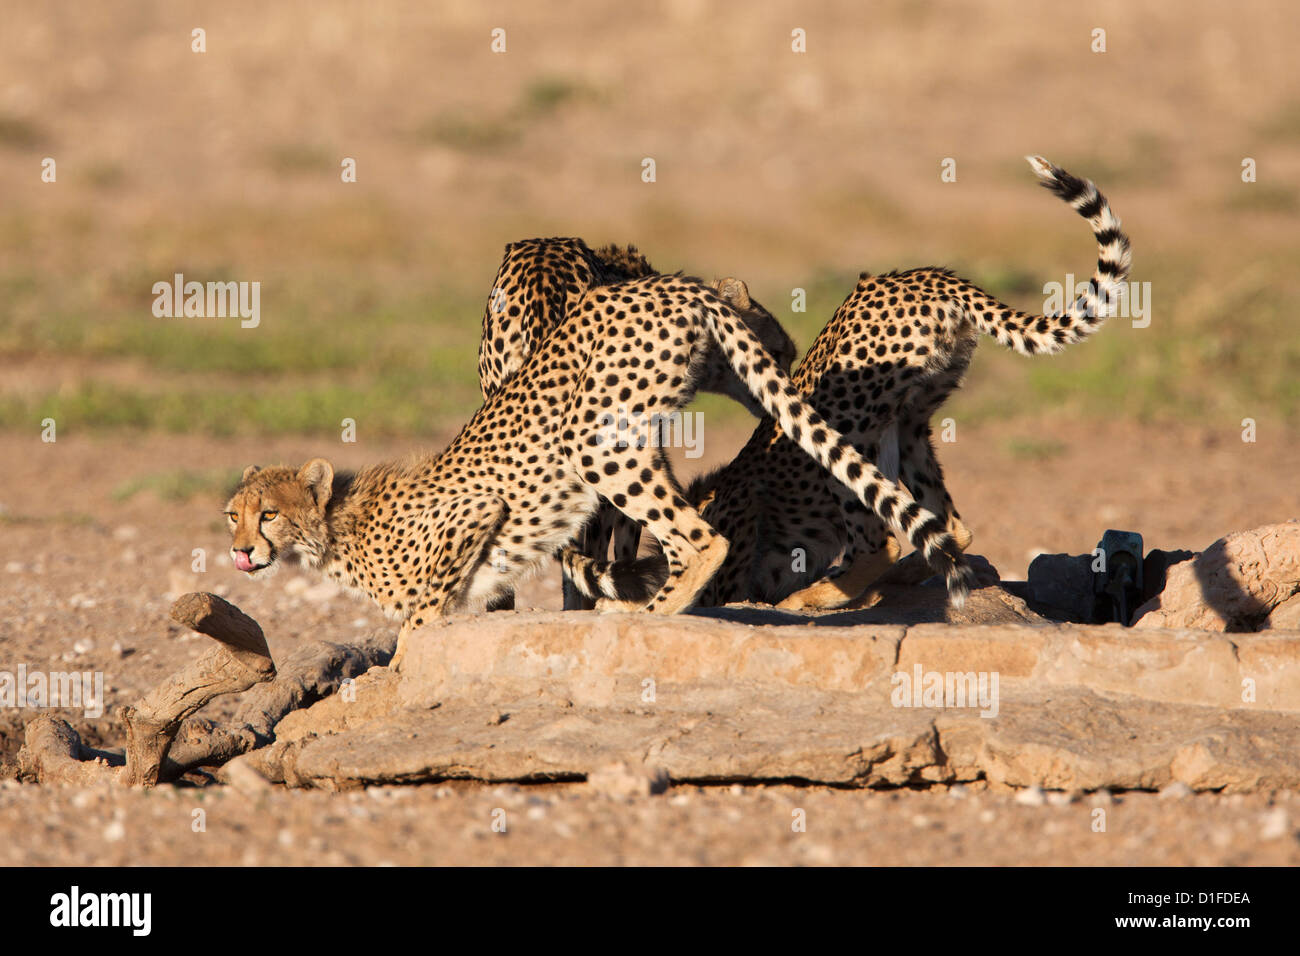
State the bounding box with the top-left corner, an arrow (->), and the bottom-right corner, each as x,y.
225,512 -> 237,522
261,511 -> 279,522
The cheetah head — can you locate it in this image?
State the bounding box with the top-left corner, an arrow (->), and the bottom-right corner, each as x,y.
706,277 -> 798,417
224,459 -> 335,574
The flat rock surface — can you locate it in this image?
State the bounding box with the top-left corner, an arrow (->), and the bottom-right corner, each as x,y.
248,612 -> 1300,794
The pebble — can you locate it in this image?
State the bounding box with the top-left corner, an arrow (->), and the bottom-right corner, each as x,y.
1014,785 -> 1046,806
1260,808 -> 1292,840
1159,782 -> 1193,800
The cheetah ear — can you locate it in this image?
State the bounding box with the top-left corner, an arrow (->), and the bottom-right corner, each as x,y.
241,465 -> 261,482
715,277 -> 751,310
298,458 -> 335,509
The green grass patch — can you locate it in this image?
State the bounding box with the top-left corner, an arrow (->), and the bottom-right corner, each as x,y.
264,142 -> 336,176
1006,436 -> 1066,461
0,113 -> 45,149
416,74 -> 602,152
1223,182 -> 1299,214
112,467 -> 245,503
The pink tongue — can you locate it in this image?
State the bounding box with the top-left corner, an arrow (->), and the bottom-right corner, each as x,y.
233,552 -> 254,571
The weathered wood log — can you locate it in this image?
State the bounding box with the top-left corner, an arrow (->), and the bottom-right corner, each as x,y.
17,714 -> 121,785
118,593 -> 276,786
164,630 -> 395,778
17,594 -> 393,787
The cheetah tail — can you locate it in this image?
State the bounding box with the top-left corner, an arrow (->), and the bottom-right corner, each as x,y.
700,300 -> 976,607
560,547 -> 668,603
968,157 -> 1132,357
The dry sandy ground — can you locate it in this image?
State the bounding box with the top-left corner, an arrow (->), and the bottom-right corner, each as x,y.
1,423 -> 1297,865
1,780 -> 1297,867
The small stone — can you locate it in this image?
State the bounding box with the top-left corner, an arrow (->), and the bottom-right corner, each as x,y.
303,581 -> 341,602
1159,781 -> 1193,800
72,638 -> 95,656
1260,808 -> 1292,840
1014,785 -> 1046,806
103,820 -> 125,842
283,577 -> 310,596
165,569 -> 201,600
586,761 -> 670,799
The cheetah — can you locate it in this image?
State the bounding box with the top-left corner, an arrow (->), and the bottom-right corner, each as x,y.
477,236 -> 797,610
479,237 -> 797,414
561,156 -> 1132,611
226,275 -> 975,668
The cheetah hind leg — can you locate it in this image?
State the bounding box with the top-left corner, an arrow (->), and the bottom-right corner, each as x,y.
591,509 -> 650,612
562,510 -> 610,611
610,486 -> 729,614
593,531 -> 726,614
645,531 -> 728,613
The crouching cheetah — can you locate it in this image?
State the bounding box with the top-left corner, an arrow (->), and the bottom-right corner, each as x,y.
478,236 -> 797,610
562,156 -> 1132,611
226,275 -> 974,668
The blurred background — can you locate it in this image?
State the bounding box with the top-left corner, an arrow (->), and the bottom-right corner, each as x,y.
2,0 -> 1297,435
0,0 -> 1297,588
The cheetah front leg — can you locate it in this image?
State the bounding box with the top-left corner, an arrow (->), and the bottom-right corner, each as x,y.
390,494 -> 508,671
